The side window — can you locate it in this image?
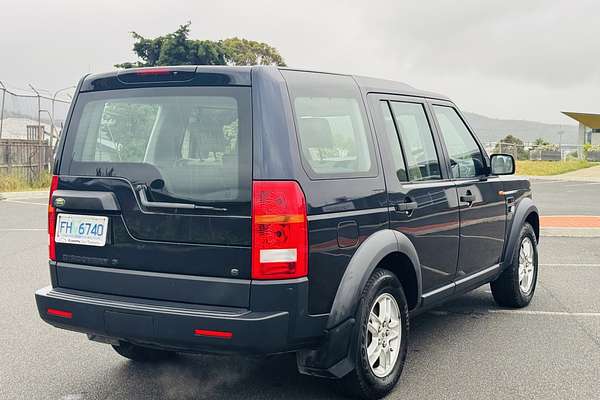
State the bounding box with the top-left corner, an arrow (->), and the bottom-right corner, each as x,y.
432,105 -> 486,179
282,70 -> 377,178
379,101 -> 407,181
389,101 -> 442,181
294,97 -> 372,175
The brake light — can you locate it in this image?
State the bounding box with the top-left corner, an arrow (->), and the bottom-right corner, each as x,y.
135,67 -> 172,76
48,175 -> 58,261
117,67 -> 196,84
251,181 -> 308,280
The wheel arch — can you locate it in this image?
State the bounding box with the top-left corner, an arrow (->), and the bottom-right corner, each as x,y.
503,197 -> 539,266
375,250 -> 419,311
326,229 -> 421,329
297,229 -> 421,379
525,210 -> 540,243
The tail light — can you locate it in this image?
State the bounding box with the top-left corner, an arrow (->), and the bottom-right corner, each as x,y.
251,181 -> 308,280
48,175 -> 59,261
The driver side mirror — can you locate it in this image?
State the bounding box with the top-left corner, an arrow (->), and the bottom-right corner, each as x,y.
490,154 -> 515,175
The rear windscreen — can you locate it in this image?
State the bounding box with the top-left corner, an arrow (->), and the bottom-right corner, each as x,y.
61,87 -> 252,207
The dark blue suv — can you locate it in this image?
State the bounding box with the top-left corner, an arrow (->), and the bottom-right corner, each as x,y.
36,66 -> 539,399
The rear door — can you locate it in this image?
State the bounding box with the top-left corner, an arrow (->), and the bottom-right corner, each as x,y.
368,94 -> 460,298
429,101 -> 506,277
54,81 -> 253,305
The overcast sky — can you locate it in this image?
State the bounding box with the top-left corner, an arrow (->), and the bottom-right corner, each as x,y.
1,0 -> 598,124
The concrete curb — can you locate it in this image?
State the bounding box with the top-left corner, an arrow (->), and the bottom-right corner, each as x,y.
530,176 -> 600,183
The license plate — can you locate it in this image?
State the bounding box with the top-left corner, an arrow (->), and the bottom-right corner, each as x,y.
55,214 -> 108,247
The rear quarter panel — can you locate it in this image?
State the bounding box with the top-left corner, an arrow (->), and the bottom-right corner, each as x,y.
252,68 -> 389,314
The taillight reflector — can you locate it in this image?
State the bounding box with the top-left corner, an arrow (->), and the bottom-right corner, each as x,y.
251,181 -> 308,280
194,329 -> 233,339
47,308 -> 72,319
48,175 -> 59,261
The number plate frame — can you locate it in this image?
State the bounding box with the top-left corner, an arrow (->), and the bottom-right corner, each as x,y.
55,214 -> 109,247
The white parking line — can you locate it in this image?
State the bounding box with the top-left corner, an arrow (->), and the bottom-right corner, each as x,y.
3,197 -> 47,201
563,182 -> 600,187
530,180 -> 561,184
489,309 -> 600,317
1,200 -> 47,206
540,263 -> 600,267
0,228 -> 46,231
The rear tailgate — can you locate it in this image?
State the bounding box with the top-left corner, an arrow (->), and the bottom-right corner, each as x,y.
52,69 -> 252,307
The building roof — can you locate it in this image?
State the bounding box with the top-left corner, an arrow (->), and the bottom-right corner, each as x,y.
562,112 -> 600,129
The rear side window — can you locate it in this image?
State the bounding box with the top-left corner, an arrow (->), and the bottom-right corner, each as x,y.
62,87 -> 251,207
282,70 -> 377,178
379,101 -> 408,182
389,102 -> 441,181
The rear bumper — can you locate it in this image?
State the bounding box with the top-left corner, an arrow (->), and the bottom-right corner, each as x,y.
35,285 -> 324,354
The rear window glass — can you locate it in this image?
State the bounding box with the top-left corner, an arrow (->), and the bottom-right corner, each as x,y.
62,87 -> 251,206
282,70 -> 377,178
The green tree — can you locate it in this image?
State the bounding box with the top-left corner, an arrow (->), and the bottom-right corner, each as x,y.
221,37 -> 286,66
533,137 -> 550,147
115,22 -> 286,68
494,134 -> 529,160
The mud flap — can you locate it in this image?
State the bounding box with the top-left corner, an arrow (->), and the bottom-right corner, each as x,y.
296,318 -> 356,379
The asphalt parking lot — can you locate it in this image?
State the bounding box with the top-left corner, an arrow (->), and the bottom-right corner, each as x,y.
1,181 -> 599,400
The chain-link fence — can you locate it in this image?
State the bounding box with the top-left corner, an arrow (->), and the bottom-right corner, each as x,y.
484,141 -> 591,161
0,81 -> 72,183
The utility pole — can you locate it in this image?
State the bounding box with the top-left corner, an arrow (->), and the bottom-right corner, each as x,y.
0,81 -> 6,139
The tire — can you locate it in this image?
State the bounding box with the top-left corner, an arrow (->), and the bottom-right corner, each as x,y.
491,222 -> 538,308
112,342 -> 176,362
339,268 -> 409,400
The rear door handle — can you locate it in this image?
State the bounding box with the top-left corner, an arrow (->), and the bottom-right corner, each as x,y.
394,201 -> 418,213
459,194 -> 476,203
459,189 -> 476,205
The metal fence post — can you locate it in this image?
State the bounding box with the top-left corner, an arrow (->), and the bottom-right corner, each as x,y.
28,84 -> 42,142
0,80 -> 5,139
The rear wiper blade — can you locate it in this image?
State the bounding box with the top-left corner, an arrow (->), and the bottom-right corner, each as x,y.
136,185 -> 228,212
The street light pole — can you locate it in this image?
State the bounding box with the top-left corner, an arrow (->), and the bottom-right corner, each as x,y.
557,130 -> 564,160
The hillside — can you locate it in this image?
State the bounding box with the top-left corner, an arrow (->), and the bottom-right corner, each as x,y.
463,112 -> 578,145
